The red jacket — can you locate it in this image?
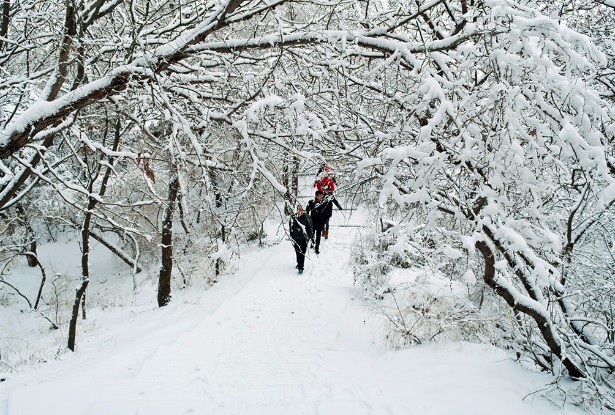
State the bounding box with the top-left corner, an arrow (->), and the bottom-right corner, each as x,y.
315,175 -> 335,192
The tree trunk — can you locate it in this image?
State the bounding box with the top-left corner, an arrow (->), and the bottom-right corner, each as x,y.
16,205 -> 39,267
68,199 -> 92,351
0,0 -> 10,50
291,154 -> 299,197
68,197 -> 95,351
158,176 -> 180,307
26,239 -> 38,267
67,116 -> 121,350
33,260 -> 47,310
282,153 -> 300,215
87,228 -> 142,273
215,224 -> 226,277
82,292 -> 86,320
208,168 -> 226,278
475,239 -> 585,379
67,278 -> 89,351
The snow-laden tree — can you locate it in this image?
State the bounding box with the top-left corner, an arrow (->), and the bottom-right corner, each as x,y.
560,0 -> 615,102
1,0 -> 614,407
324,0 -> 615,407
0,0 -> 357,354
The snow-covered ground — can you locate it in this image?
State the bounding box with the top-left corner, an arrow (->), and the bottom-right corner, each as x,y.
0,203 -> 588,415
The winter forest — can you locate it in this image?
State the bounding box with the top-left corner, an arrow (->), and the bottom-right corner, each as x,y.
1,0 -> 614,413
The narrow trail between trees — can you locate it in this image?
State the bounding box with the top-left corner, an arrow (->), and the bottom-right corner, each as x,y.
1,208 -> 579,415
4,216 -> 398,414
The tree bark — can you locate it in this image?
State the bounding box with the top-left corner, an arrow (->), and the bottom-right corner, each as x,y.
67,278 -> 89,351
215,224 -> 225,277
67,115 -> 120,350
88,229 -> 142,273
67,195 -> 95,351
291,155 -> 299,197
0,0 -> 9,50
33,259 -> 47,310
283,157 -> 291,215
158,176 -> 180,307
16,205 -> 38,267
475,239 -> 585,379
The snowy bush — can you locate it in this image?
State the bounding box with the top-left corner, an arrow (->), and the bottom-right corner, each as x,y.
377,274 -> 493,349
351,215 -> 495,348
350,229 -> 393,299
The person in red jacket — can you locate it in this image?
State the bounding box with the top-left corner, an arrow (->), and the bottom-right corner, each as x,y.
313,164 -> 343,239
315,164 -> 336,192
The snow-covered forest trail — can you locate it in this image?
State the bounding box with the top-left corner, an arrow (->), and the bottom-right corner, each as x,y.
3,215 -> 394,415
1,209 -> 583,415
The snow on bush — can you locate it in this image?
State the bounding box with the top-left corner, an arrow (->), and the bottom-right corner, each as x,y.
351,221 -> 494,349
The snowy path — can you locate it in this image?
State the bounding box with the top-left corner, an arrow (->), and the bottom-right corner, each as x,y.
1,216 -> 582,415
